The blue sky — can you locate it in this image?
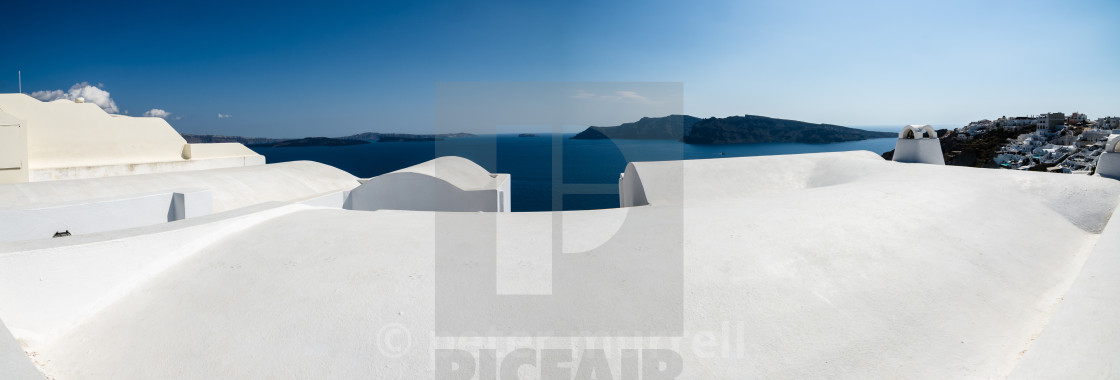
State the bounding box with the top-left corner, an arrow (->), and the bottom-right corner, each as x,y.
2,0 -> 1118,137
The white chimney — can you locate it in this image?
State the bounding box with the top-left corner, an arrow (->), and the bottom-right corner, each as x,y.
892,125 -> 945,165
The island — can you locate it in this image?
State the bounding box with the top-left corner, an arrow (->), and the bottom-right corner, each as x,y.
248,137 -> 371,148
571,114 -> 895,144
518,133 -> 538,137
377,136 -> 442,142
181,134 -> 284,145
338,132 -> 474,141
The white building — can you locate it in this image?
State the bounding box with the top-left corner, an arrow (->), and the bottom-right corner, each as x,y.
1082,129 -> 1112,142
1069,112 -> 1089,125
1097,116 -> 1120,130
1052,133 -> 1078,146
994,152 -> 1026,167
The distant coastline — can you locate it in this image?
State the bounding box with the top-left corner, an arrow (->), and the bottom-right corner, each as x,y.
180,134 -> 285,145
248,137 -> 370,148
184,113 -> 898,148
377,136 -> 442,142
337,132 -> 475,141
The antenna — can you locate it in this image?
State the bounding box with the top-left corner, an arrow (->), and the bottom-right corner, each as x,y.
18,70 -> 21,94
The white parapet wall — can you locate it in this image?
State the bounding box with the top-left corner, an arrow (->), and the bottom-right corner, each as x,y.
892,124 -> 945,165
0,93 -> 265,184
0,161 -> 360,213
0,161 -> 361,243
0,188 -> 212,243
347,156 -> 511,212
181,142 -> 261,160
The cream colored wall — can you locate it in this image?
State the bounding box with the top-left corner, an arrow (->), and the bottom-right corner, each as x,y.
0,93 -> 265,183
0,94 -> 187,169
0,111 -> 28,184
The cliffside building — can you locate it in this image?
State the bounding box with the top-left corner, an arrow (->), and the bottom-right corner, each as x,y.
1038,112 -> 1067,131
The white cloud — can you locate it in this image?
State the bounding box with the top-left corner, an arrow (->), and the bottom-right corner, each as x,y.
569,90 -> 597,99
568,90 -> 653,104
615,91 -> 651,103
217,113 -> 232,119
142,108 -> 171,119
30,82 -> 120,114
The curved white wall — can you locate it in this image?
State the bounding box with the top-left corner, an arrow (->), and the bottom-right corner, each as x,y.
622,151 -> 886,207
1096,136 -> 1120,180
348,156 -> 511,212
0,189 -> 212,243
619,163 -> 650,207
392,156 -> 498,190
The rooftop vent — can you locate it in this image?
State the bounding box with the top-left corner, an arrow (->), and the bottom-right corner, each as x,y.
892,124 -> 945,165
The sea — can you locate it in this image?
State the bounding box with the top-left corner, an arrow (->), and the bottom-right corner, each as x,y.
251,134 -> 897,211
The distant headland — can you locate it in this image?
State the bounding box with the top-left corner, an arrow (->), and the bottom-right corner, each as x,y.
376,136 -> 441,142
571,114 -> 895,144
337,132 -> 475,141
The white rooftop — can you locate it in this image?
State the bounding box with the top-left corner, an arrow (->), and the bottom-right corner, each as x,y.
2,151 -> 1120,378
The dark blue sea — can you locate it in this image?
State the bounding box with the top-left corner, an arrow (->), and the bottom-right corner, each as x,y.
251,135 -> 896,211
